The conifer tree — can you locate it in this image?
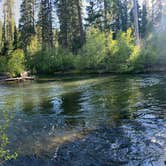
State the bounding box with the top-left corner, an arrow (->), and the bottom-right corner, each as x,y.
13,26 -> 19,50
140,2 -> 148,38
57,0 -> 84,53
19,0 -> 36,54
2,0 -> 15,54
38,0 -> 53,49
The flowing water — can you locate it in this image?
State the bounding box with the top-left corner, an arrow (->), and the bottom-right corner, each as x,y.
0,74 -> 165,166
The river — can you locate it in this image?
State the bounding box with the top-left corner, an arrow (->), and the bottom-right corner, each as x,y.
0,74 -> 165,166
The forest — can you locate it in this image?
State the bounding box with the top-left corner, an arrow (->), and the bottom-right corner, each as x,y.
0,0 -> 166,77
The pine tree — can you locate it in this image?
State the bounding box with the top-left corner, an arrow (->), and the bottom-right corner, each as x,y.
76,0 -> 85,48
70,0 -> 84,53
57,0 -> 69,49
19,0 -> 36,54
140,2 -> 148,38
85,0 -> 103,29
0,20 -> 2,53
2,0 -> 15,54
13,26 -> 19,50
151,0 -> 162,31
57,0 -> 84,53
38,0 -> 53,49
121,0 -> 128,32
133,0 -> 140,45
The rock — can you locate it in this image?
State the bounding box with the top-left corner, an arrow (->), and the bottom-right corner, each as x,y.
20,71 -> 29,78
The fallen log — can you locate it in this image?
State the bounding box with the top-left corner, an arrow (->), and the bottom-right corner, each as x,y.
4,76 -> 35,82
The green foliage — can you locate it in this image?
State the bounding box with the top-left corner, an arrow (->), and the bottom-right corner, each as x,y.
74,28 -> 106,70
0,111 -> 17,163
105,29 -> 136,72
1,27 -> 166,75
129,32 -> 166,72
0,129 -> 18,163
155,32 -> 166,63
19,0 -> 35,53
31,48 -> 74,74
7,49 -> 25,77
13,26 -> 19,50
131,44 -> 157,71
75,28 -> 138,73
0,57 -> 8,73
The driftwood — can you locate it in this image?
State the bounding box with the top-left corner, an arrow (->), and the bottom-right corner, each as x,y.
4,76 -> 35,82
0,71 -> 35,82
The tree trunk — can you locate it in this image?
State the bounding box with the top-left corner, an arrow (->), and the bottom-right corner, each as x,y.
133,0 -> 140,45
104,0 -> 108,32
48,0 -> 53,48
76,0 -> 84,47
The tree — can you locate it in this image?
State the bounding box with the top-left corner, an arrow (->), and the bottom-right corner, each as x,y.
151,0 -> 162,30
13,26 -> 19,50
0,20 -> 3,53
120,0 -> 128,32
38,0 -> 53,49
57,0 -> 85,53
57,0 -> 70,49
19,0 -> 36,54
85,0 -> 103,29
140,1 -> 148,38
133,0 -> 140,45
2,0 -> 15,55
76,0 -> 85,48
85,0 -> 129,36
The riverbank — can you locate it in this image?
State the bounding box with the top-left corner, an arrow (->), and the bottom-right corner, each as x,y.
36,66 -> 166,79
0,65 -> 166,83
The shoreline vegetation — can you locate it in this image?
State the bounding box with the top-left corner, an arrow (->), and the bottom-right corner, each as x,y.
0,29 -> 166,80
1,68 -> 166,83
0,1 -> 166,81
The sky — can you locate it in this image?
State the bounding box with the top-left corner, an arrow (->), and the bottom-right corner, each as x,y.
0,0 -> 21,25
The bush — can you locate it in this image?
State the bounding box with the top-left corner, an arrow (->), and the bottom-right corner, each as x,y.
74,28 -> 139,73
0,57 -> 8,73
0,110 -> 17,163
155,32 -> 166,64
74,28 -> 106,71
129,32 -> 166,72
7,49 -> 25,77
31,48 -> 75,74
132,45 -> 157,72
104,29 -> 137,73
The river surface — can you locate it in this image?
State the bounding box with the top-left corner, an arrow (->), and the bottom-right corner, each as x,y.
0,74 -> 166,166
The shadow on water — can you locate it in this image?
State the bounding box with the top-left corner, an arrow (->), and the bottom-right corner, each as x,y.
0,74 -> 166,165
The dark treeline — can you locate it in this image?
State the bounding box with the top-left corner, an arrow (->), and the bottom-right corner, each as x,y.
0,0 -> 166,76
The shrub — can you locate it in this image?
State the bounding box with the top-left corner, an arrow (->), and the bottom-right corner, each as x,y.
155,32 -> 166,64
129,32 -> 166,72
0,57 -> 8,73
132,45 -> 157,72
74,28 -> 106,71
104,29 -> 137,73
7,49 -> 25,77
0,111 -> 18,163
31,48 -> 75,74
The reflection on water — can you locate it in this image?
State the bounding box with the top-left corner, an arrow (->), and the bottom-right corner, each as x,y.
0,74 -> 165,165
